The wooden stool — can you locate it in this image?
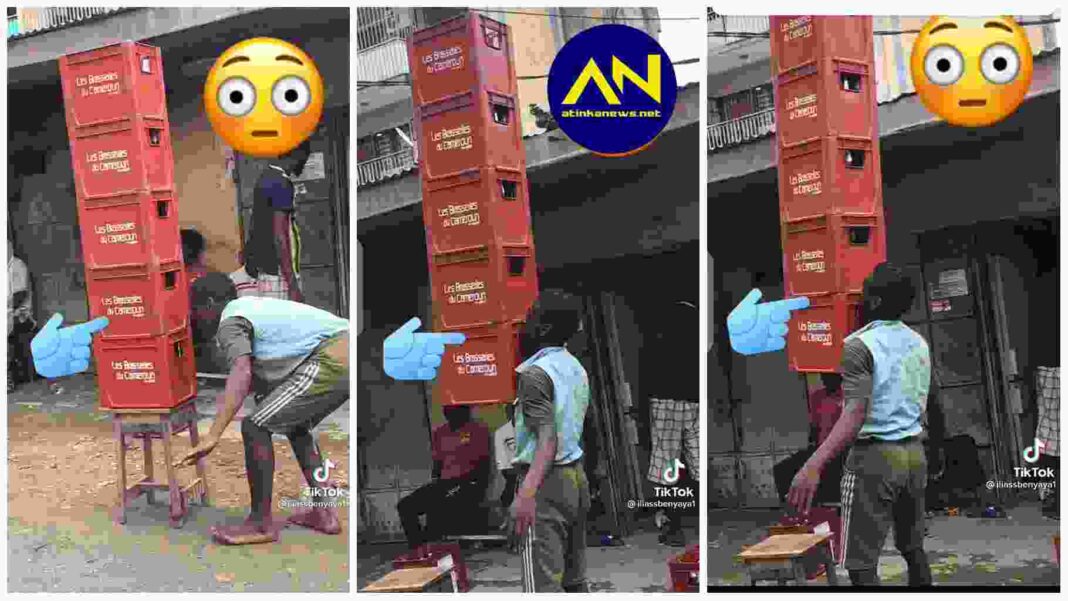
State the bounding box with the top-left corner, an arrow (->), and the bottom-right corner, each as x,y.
362,566 -> 458,593
737,532 -> 839,586
104,399 -> 209,528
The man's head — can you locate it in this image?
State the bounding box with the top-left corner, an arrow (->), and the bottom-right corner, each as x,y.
861,262 -> 915,323
190,272 -> 238,345
520,289 -> 583,356
821,372 -> 843,395
443,404 -> 472,430
278,140 -> 312,176
180,228 -> 206,268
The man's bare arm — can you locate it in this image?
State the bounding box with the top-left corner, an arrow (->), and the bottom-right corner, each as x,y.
810,339 -> 873,470
518,423 -> 556,500
206,354 -> 254,442
272,213 -> 301,302
810,398 -> 867,469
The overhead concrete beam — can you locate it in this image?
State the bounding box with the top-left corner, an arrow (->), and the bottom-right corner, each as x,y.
8,7 -> 262,70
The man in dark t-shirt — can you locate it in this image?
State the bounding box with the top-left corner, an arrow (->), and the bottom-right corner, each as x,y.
244,141 -> 310,302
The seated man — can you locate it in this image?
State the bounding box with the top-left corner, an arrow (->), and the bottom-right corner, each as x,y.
397,405 -> 490,549
495,403 -> 518,511
8,241 -> 35,392
179,273 -> 349,545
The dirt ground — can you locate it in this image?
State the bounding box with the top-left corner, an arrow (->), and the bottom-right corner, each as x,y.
8,395 -> 350,592
9,409 -> 349,529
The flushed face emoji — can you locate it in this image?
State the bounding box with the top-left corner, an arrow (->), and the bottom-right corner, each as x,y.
204,37 -> 324,157
910,16 -> 1033,127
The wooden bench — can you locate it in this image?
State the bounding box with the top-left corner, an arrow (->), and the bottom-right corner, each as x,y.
362,565 -> 458,593
737,532 -> 838,586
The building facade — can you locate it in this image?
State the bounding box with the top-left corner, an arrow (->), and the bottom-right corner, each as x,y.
357,7 -> 701,542
8,7 -> 351,322
707,15 -> 1060,509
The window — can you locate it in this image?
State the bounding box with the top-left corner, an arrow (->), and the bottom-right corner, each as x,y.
358,123 -> 415,162
712,84 -> 774,122
357,8 -> 413,51
753,84 -> 774,112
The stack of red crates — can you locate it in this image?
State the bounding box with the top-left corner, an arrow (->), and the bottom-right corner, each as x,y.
770,17 -> 887,372
58,42 -> 195,409
408,12 -> 538,406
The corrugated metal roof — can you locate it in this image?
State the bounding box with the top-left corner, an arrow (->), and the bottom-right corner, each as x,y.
7,7 -> 132,41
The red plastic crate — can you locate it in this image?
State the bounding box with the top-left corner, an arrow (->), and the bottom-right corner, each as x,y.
58,41 -> 168,131
770,16 -> 874,75
416,89 -> 525,178
69,116 -> 175,199
667,544 -> 699,592
433,321 -> 521,406
774,58 -> 876,148
77,191 -> 181,271
422,166 -> 533,254
787,292 -> 862,372
94,329 -> 196,409
779,135 -> 882,221
429,245 -> 537,330
782,214 -> 884,297
408,12 -> 517,106
85,262 -> 189,341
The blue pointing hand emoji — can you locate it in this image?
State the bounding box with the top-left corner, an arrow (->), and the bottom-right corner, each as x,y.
727,288 -> 810,356
31,313 -> 110,378
384,317 -> 466,381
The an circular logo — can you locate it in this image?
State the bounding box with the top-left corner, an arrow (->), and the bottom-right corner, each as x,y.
548,24 -> 677,157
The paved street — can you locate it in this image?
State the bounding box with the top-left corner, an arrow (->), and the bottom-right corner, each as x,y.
708,504 -> 1059,587
358,517 -> 699,592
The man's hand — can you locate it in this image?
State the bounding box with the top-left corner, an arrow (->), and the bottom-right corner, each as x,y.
510,492 -> 537,539
176,435 -> 220,467
31,313 -> 110,378
787,458 -> 823,514
930,448 -> 946,481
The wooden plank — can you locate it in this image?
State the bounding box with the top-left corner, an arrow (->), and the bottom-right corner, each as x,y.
738,533 -> 830,561
444,534 -> 508,542
100,399 -> 197,414
362,567 -> 450,592
181,478 -> 204,495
